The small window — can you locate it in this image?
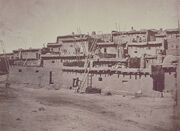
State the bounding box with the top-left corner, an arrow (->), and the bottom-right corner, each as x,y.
52,60 -> 55,63
104,48 -> 107,53
18,69 -> 22,72
35,70 -> 39,73
134,51 -> 138,53
98,77 -> 102,81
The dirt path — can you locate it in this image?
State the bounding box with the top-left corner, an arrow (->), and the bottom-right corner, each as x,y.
0,84 -> 176,131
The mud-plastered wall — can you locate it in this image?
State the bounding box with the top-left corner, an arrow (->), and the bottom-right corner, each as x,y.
176,57 -> 180,130
164,72 -> 176,92
9,66 -> 63,89
8,66 -> 176,97
62,72 -> 154,96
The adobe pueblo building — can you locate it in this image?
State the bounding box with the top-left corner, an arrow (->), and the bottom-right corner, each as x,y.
1,28 -> 179,97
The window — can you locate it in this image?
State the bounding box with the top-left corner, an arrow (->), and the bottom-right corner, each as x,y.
134,51 -> 138,53
98,77 -> 102,81
104,48 -> 107,53
35,70 -> 39,73
18,69 -> 22,72
52,60 -> 55,63
132,38 -> 136,42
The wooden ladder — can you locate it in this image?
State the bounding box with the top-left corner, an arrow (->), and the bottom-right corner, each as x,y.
77,38 -> 97,93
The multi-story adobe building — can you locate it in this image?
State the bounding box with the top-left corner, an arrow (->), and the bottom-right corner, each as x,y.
47,42 -> 61,55
42,33 -> 90,68
155,28 -> 180,41
57,33 -> 89,56
13,48 -> 41,66
6,28 -> 178,96
154,28 -> 180,55
112,29 -> 157,44
166,28 -> 180,39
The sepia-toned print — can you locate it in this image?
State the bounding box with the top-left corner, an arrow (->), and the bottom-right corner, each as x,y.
0,0 -> 180,131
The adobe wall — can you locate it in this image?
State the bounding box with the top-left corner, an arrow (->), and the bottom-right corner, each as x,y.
43,59 -> 63,68
8,66 -> 63,89
62,70 -> 176,96
128,46 -> 158,57
164,72 -> 176,92
8,65 -> 176,97
62,72 -> 154,96
175,57 -> 180,130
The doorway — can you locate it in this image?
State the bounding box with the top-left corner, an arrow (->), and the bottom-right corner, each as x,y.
49,71 -> 54,84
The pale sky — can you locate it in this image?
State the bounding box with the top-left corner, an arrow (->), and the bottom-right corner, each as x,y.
0,0 -> 180,52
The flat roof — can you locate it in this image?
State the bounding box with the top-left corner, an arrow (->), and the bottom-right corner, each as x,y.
165,28 -> 180,34
47,43 -> 62,47
13,48 -> 41,53
128,40 -> 163,46
112,30 -> 149,36
57,34 -> 88,39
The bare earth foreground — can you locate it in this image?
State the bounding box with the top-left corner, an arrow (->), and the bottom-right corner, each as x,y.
0,84 -> 176,131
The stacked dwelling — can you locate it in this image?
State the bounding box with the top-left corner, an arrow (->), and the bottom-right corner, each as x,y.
12,48 -> 42,66
2,28 -> 179,96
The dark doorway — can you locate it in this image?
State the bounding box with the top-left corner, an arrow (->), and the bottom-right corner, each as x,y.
49,71 -> 53,84
151,65 -> 165,92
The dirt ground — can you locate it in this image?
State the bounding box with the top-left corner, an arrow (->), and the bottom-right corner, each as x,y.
0,84 -> 176,131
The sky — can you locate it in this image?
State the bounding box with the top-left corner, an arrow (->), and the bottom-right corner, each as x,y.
0,0 -> 180,52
